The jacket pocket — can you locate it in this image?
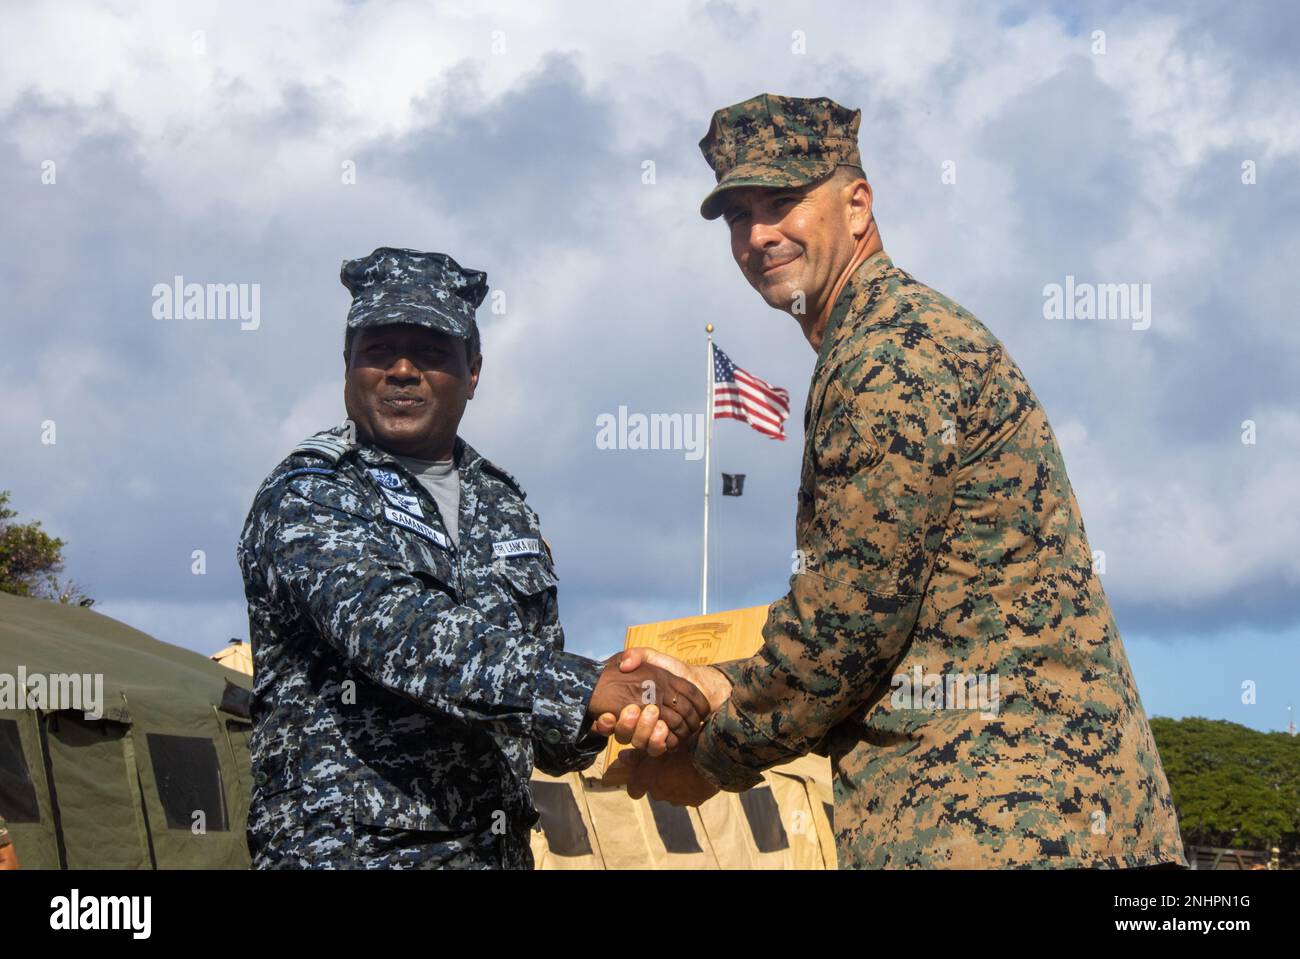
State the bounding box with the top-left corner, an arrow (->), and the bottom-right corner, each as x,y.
495,555 -> 558,636
812,379 -> 884,478
287,474 -> 380,522
350,777 -> 481,832
400,546 -> 458,598
496,555 -> 558,597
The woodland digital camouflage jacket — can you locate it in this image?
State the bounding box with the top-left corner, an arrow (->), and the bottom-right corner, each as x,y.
238,428 -> 603,869
693,252 -> 1187,870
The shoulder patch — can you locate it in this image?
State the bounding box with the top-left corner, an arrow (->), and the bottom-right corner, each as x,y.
293,432 -> 354,465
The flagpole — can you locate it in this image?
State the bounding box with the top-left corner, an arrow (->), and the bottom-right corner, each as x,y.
701,324 -> 715,615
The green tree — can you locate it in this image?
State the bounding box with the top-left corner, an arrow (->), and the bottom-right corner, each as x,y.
0,490 -> 93,606
1151,716 -> 1300,854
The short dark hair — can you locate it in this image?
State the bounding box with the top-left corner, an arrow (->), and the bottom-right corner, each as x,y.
832,163 -> 867,184
344,323 -> 481,367
466,323 -> 480,362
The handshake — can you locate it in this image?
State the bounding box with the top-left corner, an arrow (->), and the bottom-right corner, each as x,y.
583,648 -> 734,806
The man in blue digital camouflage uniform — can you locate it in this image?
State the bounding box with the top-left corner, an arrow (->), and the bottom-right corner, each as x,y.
237,247 -> 708,868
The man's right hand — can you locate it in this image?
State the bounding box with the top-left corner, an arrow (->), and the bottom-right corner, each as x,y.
611,649 -> 733,754
586,649 -> 711,750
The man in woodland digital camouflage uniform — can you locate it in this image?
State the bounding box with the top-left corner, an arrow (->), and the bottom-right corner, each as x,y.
610,94 -> 1186,870
0,815 -> 18,869
238,248 -> 708,868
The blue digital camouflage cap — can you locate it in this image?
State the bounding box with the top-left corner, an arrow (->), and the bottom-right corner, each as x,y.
340,247 -> 488,340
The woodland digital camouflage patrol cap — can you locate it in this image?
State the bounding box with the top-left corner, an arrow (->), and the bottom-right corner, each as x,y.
340,247 -> 488,339
698,93 -> 862,220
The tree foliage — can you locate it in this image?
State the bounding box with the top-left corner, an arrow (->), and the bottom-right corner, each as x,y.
1151,716 -> 1300,852
0,490 -> 93,606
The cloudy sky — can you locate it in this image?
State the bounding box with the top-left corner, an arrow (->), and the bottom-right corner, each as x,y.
3,0 -> 1297,733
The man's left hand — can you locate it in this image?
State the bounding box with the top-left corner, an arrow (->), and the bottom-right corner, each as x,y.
605,745 -> 720,806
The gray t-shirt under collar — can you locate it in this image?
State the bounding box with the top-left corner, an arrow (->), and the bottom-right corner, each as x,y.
395,454 -> 460,548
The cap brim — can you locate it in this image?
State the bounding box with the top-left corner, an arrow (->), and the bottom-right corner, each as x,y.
347,305 -> 474,339
698,161 -> 835,220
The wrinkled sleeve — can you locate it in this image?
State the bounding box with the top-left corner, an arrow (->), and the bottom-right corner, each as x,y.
247,478 -> 601,745
531,591 -> 608,776
693,332 -> 962,790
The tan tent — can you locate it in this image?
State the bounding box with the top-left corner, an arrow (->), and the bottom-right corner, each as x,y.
210,639 -> 253,676
529,751 -> 835,870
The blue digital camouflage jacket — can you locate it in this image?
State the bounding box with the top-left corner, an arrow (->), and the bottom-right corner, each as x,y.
237,426 -> 603,869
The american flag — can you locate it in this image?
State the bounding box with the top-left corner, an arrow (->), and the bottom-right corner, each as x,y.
712,345 -> 790,440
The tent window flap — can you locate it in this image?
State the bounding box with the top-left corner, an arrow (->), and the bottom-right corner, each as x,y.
739,786 -> 789,853
648,799 -> 703,854
146,733 -> 230,832
0,718 -> 40,823
529,780 -> 593,857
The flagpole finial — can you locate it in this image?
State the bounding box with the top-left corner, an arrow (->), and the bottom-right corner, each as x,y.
705,323 -> 714,334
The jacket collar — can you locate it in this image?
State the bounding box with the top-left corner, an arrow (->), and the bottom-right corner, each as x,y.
815,249 -> 895,373
354,434 -> 483,477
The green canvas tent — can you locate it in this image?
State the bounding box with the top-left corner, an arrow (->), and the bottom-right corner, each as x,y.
0,592 -> 252,869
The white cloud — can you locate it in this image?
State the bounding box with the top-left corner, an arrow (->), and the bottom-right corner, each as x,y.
1,0 -> 1297,655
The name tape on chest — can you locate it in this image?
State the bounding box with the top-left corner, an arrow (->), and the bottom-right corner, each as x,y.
493,538 -> 542,558
383,505 -> 450,550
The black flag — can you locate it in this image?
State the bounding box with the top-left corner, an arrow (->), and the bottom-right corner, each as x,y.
721,473 -> 745,496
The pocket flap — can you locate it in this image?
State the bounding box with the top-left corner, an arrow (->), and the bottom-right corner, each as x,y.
497,556 -> 558,596
287,474 -> 379,521
351,780 -> 474,834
